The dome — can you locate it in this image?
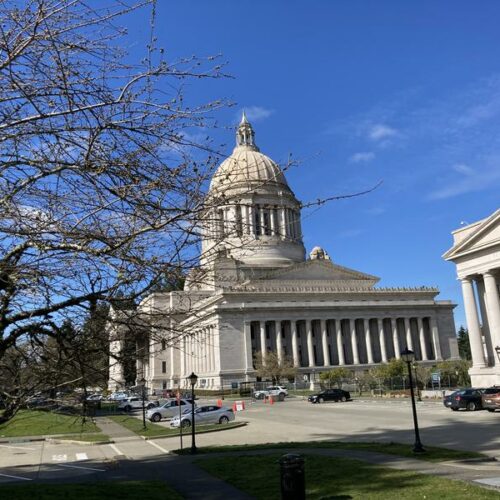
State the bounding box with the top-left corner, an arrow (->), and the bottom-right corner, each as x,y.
209,113 -> 289,194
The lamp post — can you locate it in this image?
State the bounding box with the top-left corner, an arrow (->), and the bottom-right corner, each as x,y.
139,377 -> 146,430
412,362 -> 421,402
401,348 -> 425,453
187,372 -> 198,454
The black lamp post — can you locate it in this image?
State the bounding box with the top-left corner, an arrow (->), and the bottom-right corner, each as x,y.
401,348 -> 425,453
187,372 -> 198,454
139,377 -> 146,430
412,362 -> 422,402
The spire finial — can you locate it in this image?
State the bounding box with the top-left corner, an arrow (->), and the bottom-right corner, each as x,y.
236,110 -> 259,150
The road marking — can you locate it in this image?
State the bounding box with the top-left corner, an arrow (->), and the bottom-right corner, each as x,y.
75,453 -> 88,461
52,454 -> 67,462
147,440 -> 170,454
0,444 -> 37,451
0,472 -> 32,481
58,463 -> 105,472
109,444 -> 124,456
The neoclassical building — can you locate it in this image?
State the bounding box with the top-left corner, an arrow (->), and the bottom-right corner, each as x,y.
444,209 -> 500,387
108,115 -> 458,392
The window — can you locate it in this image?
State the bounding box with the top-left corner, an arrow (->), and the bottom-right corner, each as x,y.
161,339 -> 166,351
254,206 -> 261,235
162,361 -> 167,374
235,204 -> 243,236
263,209 -> 271,235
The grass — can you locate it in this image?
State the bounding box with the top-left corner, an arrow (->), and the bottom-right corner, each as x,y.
54,432 -> 111,443
174,440 -> 486,462
0,481 -> 182,499
108,414 -> 245,438
0,410 -> 99,437
197,454 -> 500,499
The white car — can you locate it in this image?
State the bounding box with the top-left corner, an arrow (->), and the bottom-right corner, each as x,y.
118,396 -> 158,412
109,391 -> 129,401
146,398 -> 194,422
254,386 -> 288,401
170,405 -> 235,428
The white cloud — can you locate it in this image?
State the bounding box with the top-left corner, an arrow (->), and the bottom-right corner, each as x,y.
452,163 -> 475,175
337,228 -> 362,238
238,106 -> 274,122
368,124 -> 399,141
350,152 -> 375,163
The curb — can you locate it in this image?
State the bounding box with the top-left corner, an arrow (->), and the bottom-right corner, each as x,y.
46,437 -> 115,446
141,421 -> 248,441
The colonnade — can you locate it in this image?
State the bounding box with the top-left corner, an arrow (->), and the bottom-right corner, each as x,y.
180,326 -> 217,375
246,316 -> 442,370
461,271 -> 500,368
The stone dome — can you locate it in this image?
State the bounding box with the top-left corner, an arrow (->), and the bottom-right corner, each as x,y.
209,113 -> 289,195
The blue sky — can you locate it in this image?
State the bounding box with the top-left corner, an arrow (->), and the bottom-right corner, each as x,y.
124,1 -> 500,329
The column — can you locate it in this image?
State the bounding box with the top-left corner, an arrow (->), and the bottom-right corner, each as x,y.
461,278 -> 485,368
291,320 -> 300,366
392,318 -> 401,359
336,320 -> 345,365
321,319 -> 330,366
306,319 -> 315,367
269,208 -> 276,236
243,322 -> 253,374
417,317 -> 428,361
259,207 -> 265,236
279,207 -> 286,239
247,205 -> 254,235
477,279 -> 494,365
260,321 -> 267,360
275,320 -> 283,362
377,318 -> 387,363
429,316 -> 443,362
483,271 -> 500,355
404,317 -> 413,350
350,319 -> 360,364
364,318 -> 374,364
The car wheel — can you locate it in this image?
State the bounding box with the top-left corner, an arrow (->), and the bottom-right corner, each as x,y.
341,396 -> 347,402
181,419 -> 191,428
257,393 -> 264,400
451,408 -> 459,411
318,397 -> 324,404
219,416 -> 229,424
151,413 -> 161,422
124,405 -> 131,412
146,403 -> 156,410
467,402 -> 476,411
278,393 -> 285,402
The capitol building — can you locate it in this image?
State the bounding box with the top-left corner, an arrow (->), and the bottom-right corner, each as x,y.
108,115 -> 458,392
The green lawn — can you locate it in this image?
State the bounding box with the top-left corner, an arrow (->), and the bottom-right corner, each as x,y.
177,440 -> 485,462
109,414 -> 245,438
0,410 -> 99,437
197,454 -> 500,499
55,432 -> 111,443
0,481 -> 182,499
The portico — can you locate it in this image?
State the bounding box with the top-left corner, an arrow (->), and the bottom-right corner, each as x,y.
444,209 -> 500,387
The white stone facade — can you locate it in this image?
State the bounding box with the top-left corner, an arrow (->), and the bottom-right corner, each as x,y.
444,209 -> 500,387
108,115 -> 458,392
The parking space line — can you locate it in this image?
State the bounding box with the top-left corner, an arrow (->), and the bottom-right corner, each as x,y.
147,440 -> 170,454
75,453 -> 88,461
109,444 -> 124,456
0,444 -> 38,451
0,472 -> 32,481
58,463 -> 105,472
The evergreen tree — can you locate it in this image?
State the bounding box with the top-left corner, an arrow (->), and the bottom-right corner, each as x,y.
457,326 -> 471,360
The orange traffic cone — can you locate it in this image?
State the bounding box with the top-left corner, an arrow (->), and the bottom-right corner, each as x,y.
269,395 -> 274,405
263,396 -> 267,404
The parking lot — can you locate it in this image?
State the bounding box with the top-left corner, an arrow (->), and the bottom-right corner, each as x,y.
1,397 -> 499,486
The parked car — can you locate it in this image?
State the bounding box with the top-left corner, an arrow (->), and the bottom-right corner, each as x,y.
443,388 -> 485,411
170,405 -> 235,428
86,394 -> 104,401
254,386 -> 288,401
118,396 -> 158,412
109,391 -> 129,401
146,398 -> 194,422
481,387 -> 500,412
308,388 -> 351,404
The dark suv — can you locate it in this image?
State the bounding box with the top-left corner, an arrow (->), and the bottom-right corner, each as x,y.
308,388 -> 351,404
443,388 -> 484,411
481,387 -> 500,412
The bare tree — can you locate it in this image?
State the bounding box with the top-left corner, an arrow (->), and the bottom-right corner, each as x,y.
254,351 -> 297,385
0,0 -> 228,421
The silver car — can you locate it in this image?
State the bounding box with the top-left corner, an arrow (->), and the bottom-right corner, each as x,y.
146,398 -> 194,422
170,405 -> 235,428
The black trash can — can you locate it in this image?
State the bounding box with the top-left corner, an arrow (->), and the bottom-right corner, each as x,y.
279,453 -> 305,500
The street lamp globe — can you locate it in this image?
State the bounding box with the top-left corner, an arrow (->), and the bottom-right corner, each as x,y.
188,372 -> 198,387
139,377 -> 146,386
401,347 -> 415,363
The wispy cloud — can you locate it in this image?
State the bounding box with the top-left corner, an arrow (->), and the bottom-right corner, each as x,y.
337,228 -> 362,238
368,124 -> 399,141
350,152 -> 375,163
238,105 -> 274,122
451,163 -> 474,175
365,207 -> 386,216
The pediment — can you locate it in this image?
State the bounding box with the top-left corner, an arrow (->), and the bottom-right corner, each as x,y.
246,259 -> 379,285
444,209 -> 500,260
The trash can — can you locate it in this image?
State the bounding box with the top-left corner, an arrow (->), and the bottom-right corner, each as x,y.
279,453 -> 305,500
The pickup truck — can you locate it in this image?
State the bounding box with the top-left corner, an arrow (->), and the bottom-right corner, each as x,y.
254,386 -> 288,401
